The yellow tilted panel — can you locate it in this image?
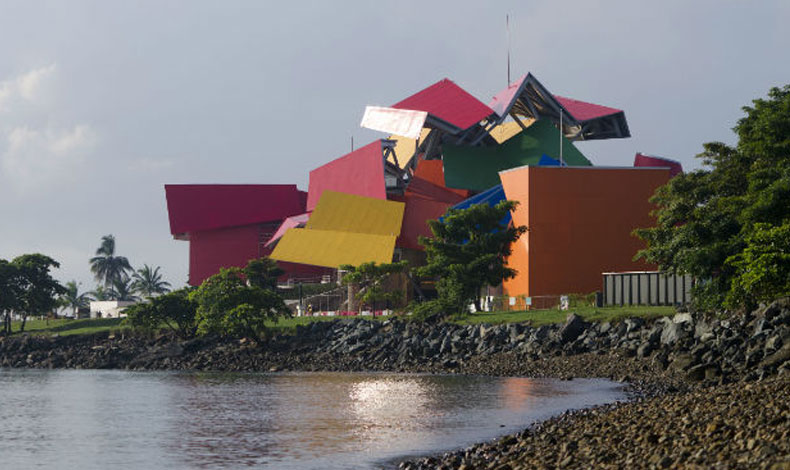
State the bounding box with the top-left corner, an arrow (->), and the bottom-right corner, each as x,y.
490,119 -> 535,144
270,228 -> 397,268
306,191 -> 405,236
387,129 -> 431,168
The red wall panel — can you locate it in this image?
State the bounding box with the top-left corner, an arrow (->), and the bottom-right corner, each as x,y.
189,224 -> 262,286
165,184 -> 306,235
188,223 -> 332,286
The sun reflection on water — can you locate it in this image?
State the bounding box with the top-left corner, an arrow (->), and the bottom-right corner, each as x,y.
348,377 -> 438,436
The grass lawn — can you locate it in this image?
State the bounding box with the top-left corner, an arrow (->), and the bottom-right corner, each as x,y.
456,305 -> 677,326
8,304 -> 676,337
9,317 -> 127,336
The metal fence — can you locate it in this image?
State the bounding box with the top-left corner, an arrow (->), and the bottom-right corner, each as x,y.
602,271 -> 693,306
481,294 -> 596,312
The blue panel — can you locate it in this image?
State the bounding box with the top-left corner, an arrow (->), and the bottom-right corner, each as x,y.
445,184 -> 512,226
538,154 -> 566,166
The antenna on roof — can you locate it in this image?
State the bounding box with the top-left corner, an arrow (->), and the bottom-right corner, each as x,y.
506,14 -> 511,86
351,136 -> 354,152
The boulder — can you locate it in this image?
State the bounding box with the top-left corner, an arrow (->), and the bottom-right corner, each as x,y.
760,343 -> 790,369
637,342 -> 655,358
670,352 -> 697,371
624,318 -> 644,333
660,318 -> 688,345
557,314 -> 589,344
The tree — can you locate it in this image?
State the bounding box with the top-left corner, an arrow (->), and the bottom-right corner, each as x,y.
0,259 -> 21,335
189,267 -> 289,342
417,200 -> 526,317
110,277 -> 139,302
89,234 -> 133,288
124,288 -> 197,339
131,264 -> 172,298
340,261 -> 408,311
726,222 -> 790,303
243,257 -> 284,291
12,254 -> 65,333
60,281 -> 92,317
89,285 -> 113,301
635,84 -> 790,310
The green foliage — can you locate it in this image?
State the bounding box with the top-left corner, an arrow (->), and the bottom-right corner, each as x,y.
278,282 -> 336,300
340,261 -> 408,310
409,299 -> 444,322
635,84 -> 790,310
726,222 -> 790,304
244,257 -> 284,291
59,281 -> 92,315
90,285 -> 113,301
8,254 -> 65,333
125,288 -> 197,339
417,200 -> 527,317
189,267 -> 289,342
131,264 -> 172,298
0,259 -> 21,335
89,234 -> 133,288
110,277 -> 139,301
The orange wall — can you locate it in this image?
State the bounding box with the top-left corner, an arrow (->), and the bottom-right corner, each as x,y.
501,166 -> 670,298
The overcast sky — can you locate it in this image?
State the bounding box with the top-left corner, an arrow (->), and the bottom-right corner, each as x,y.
1,0 -> 788,291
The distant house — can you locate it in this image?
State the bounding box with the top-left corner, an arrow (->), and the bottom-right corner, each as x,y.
89,301 -> 137,319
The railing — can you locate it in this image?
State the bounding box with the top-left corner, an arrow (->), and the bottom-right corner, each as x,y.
482,293 -> 595,312
602,271 -> 693,306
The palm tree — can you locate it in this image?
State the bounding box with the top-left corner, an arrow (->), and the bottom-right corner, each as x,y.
59,281 -> 92,317
110,278 -> 139,302
89,285 -> 112,301
131,264 -> 171,298
89,235 -> 133,287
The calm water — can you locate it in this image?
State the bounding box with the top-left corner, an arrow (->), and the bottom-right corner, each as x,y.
0,369 -> 625,469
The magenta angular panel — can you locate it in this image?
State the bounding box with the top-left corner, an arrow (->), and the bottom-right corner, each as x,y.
306,140 -> 387,212
393,78 -> 494,131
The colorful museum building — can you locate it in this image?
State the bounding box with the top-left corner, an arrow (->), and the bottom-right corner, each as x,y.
164,72 -> 681,300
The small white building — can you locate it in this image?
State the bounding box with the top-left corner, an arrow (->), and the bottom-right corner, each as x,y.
89,301 -> 137,319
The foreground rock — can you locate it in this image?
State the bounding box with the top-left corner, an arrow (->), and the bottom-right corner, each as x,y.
3,299 -> 788,386
401,376 -> 789,470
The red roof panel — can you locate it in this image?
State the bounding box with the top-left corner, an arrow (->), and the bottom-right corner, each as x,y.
165,184 -> 306,235
306,140 -> 387,212
393,79 -> 494,131
634,153 -> 683,177
554,95 -> 622,121
489,74 -> 624,122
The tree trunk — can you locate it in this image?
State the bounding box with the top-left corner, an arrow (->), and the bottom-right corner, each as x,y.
347,283 -> 356,313
20,314 -> 27,333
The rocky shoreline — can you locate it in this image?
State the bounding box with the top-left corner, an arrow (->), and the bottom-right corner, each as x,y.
1,300 -> 789,469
